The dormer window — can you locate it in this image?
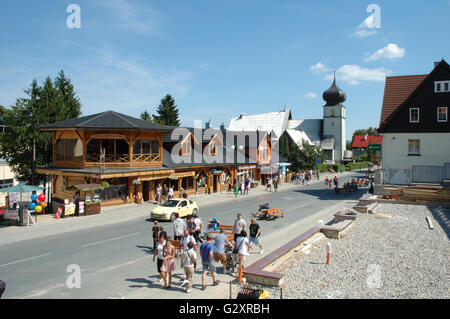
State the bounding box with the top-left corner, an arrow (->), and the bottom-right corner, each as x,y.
409,108 -> 419,123
181,138 -> 191,156
435,81 -> 450,92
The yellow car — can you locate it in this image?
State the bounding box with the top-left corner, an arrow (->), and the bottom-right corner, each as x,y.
151,198 -> 199,221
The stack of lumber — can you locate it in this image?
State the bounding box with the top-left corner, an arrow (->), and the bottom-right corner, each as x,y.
402,186 -> 450,202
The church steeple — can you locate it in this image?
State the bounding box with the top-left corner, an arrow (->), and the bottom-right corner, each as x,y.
322,73 -> 346,106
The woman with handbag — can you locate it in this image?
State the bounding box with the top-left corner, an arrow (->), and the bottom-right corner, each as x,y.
234,230 -> 251,273
181,241 -> 197,293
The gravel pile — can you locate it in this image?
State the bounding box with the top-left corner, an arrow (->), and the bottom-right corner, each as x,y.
266,203 -> 450,299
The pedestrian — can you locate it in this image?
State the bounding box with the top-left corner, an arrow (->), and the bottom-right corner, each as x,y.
233,182 -> 239,197
193,213 -> 203,243
187,216 -> 196,236
152,220 -> 159,251
369,182 -> 374,195
163,184 -> 168,201
153,235 -> 166,285
180,187 -> 188,199
239,182 -> 244,195
227,180 -> 232,193
181,229 -> 197,252
249,218 -> 263,254
160,237 -> 176,289
234,230 -> 251,274
266,179 -> 272,192
245,180 -> 250,195
181,241 -> 197,293
159,226 -> 167,240
233,213 -> 246,242
214,228 -> 233,273
156,184 -> 162,204
173,213 -> 186,257
273,179 -> 278,192
199,234 -> 220,290
168,186 -> 174,200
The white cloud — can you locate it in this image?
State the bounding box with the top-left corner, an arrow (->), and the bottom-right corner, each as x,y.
305,92 -> 318,99
364,43 -> 406,62
325,65 -> 392,85
310,62 -> 331,73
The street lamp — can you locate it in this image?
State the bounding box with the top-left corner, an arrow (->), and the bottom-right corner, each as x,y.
231,136 -> 243,184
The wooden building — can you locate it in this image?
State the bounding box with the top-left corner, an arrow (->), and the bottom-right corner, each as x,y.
38,111 -> 273,207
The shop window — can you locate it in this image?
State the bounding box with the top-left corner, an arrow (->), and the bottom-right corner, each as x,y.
182,176 -> 194,190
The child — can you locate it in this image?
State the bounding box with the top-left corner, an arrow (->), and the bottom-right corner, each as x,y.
152,221 -> 159,251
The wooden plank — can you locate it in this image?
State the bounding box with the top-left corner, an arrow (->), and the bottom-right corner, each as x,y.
426,216 -> 434,229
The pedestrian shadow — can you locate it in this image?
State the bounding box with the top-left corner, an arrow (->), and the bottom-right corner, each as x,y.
136,245 -> 153,254
125,277 -> 160,289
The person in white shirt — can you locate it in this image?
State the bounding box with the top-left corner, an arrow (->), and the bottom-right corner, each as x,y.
172,213 -> 186,257
180,229 -> 197,252
152,236 -> 166,284
168,186 -> 174,199
193,213 -> 203,243
181,242 -> 197,293
234,230 -> 251,273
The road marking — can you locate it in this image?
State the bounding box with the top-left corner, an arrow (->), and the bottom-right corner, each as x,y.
82,232 -> 141,248
0,253 -> 51,268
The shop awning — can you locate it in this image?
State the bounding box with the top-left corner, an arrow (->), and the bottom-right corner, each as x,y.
0,183 -> 45,193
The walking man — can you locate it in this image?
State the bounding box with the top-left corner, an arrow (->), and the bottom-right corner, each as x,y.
173,213 -> 186,257
214,228 -> 233,273
249,218 -> 264,254
233,213 -> 246,242
200,234 -> 220,290
181,242 -> 197,293
193,213 -> 203,243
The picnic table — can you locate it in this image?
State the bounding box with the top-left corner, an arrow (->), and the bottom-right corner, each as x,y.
251,208 -> 284,220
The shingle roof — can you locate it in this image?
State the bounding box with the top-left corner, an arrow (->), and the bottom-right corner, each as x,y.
41,110 -> 174,131
351,135 -> 382,148
379,75 -> 427,127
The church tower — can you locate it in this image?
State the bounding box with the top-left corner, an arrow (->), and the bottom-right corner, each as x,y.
322,74 -> 346,163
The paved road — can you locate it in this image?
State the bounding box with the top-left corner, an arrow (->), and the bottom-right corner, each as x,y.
0,172 -> 367,299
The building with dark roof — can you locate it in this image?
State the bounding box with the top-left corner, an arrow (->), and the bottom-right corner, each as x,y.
378,60 -> 450,185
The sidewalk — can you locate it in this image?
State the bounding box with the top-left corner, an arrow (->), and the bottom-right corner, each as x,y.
0,170 -> 357,246
123,193 -> 359,299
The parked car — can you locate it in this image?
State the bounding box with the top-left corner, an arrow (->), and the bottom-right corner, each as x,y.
151,198 -> 199,221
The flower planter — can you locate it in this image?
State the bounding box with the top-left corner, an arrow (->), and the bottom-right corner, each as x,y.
85,202 -> 101,215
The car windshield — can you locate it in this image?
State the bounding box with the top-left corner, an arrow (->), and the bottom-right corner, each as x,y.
160,200 -> 179,207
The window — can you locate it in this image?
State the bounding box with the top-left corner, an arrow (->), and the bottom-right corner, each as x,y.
409,108 -> 419,123
408,139 -> 420,155
56,139 -> 83,162
330,109 -> 335,117
133,140 -> 159,154
181,139 -> 191,156
435,81 -> 450,93
437,107 -> 448,122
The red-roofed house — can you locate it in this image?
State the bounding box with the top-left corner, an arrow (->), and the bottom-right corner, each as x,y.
351,135 -> 382,149
378,60 -> 450,185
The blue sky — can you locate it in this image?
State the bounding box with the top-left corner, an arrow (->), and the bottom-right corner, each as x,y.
0,0 -> 449,140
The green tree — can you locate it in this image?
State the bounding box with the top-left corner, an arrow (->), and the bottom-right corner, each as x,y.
0,72 -> 82,185
54,70 -> 82,120
140,110 -> 153,122
152,94 -> 180,126
279,133 -> 324,171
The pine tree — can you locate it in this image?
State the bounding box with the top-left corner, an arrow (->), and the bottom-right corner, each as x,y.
140,110 -> 152,122
54,70 -> 82,120
152,94 -> 180,126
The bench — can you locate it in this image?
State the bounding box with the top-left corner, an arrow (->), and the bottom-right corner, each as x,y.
243,226 -> 321,286
335,187 -> 357,194
333,210 -> 357,222
210,225 -> 235,241
170,240 -> 183,250
353,202 -> 378,214
320,220 -> 354,239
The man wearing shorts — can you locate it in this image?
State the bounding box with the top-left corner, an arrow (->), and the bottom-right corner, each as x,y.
249,218 -> 263,254
214,229 -> 233,273
233,213 -> 246,241
199,234 -> 220,290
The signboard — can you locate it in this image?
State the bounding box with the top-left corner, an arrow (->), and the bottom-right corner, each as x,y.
315,157 -> 321,165
368,144 -> 381,151
3,210 -> 19,220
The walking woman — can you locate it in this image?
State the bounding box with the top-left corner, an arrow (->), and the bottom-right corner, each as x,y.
160,237 -> 176,289
234,230 -> 251,274
153,235 -> 166,285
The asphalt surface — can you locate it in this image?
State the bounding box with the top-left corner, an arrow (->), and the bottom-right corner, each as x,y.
0,172 -> 367,299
